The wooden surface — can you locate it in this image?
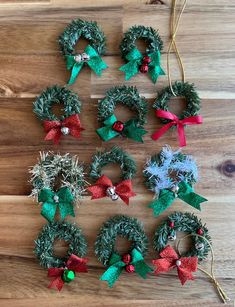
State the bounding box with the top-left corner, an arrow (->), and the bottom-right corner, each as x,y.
0,0 -> 235,306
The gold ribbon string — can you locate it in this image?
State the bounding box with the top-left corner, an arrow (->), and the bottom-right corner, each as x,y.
167,0 -> 187,96
176,234 -> 231,304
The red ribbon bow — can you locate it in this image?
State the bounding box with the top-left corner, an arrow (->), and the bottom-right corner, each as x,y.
152,245 -> 198,285
151,110 -> 203,147
87,175 -> 136,205
43,114 -> 84,144
48,254 -> 88,291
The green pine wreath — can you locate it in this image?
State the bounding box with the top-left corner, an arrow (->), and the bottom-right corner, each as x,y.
35,221 -> 87,268
153,81 -> 201,123
96,86 -> 148,143
153,212 -> 212,261
119,25 -> 165,83
33,85 -> 84,144
58,19 -> 108,85
89,146 -> 137,181
30,152 -> 86,222
95,215 -> 152,287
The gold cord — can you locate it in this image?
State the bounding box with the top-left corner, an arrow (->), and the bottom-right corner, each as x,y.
167,0 -> 187,96
176,234 -> 231,304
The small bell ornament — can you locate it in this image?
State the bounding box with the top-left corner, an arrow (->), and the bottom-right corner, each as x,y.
81,53 -> 90,62
139,64 -> 149,74
195,242 -> 204,251
168,230 -> 176,241
74,54 -> 82,63
61,127 -> 70,135
106,186 -> 119,201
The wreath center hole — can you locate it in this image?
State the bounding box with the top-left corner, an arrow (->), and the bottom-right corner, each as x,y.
176,231 -> 193,255
114,104 -> 136,122
167,97 -> 187,117
115,236 -> 132,254
168,169 -> 180,183
53,239 -> 70,258
74,38 -> 90,54
135,39 -> 149,54
52,103 -> 65,118
101,163 -> 122,184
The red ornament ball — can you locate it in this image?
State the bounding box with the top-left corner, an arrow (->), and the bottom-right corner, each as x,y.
197,228 -> 204,235
139,64 -> 149,74
112,120 -> 124,133
143,56 -> 151,64
169,221 -> 174,228
125,264 -> 135,273
122,254 -> 131,264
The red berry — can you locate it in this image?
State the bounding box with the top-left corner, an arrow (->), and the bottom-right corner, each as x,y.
143,56 -> 151,64
169,221 -> 174,228
125,264 -> 135,273
122,254 -> 131,264
112,120 -> 124,133
197,228 -> 204,235
139,64 -> 149,74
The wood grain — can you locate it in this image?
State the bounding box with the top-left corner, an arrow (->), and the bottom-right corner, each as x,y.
0,1 -> 234,306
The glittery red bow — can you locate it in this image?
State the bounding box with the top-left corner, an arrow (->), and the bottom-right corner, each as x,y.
152,245 -> 198,285
151,110 -> 203,147
43,114 -> 84,144
87,175 -> 136,205
48,254 -> 88,291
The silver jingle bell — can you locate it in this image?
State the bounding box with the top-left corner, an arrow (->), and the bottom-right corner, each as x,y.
195,242 -> 204,251
171,185 -> 179,196
61,127 -> 70,135
81,52 -> 90,62
74,54 -> 82,63
176,260 -> 181,267
168,233 -> 176,241
53,195 -> 59,203
106,186 -> 119,201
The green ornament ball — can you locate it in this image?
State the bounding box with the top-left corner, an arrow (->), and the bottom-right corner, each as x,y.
62,269 -> 75,283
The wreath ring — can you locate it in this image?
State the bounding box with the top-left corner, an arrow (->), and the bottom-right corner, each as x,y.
96,86 -> 148,143
153,211 -> 212,261
58,19 -> 108,85
95,215 -> 152,287
88,147 -> 137,204
34,221 -> 87,268
143,146 -> 207,217
30,152 -> 86,222
119,25 -> 165,83
33,85 -> 84,144
153,81 -> 201,122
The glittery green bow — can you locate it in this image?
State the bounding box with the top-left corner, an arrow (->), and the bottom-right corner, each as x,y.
38,187 -> 75,222
100,248 -> 152,288
96,114 -> 147,143
149,181 -> 208,217
66,44 -> 108,85
119,48 -> 165,83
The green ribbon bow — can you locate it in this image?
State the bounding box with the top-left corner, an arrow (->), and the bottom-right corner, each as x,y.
119,48 -> 165,83
149,181 -> 208,217
66,44 -> 108,85
38,187 -> 75,222
96,114 -> 147,143
100,248 -> 152,288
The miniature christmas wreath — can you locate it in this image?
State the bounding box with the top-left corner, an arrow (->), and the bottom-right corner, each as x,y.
33,85 -> 84,144
96,86 -> 148,143
35,221 -> 88,291
143,145 -> 207,217
95,215 -> 152,287
30,152 -> 86,222
119,25 -> 165,83
87,147 -> 136,205
58,19 -> 108,85
153,211 -> 212,261
151,81 -> 203,147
